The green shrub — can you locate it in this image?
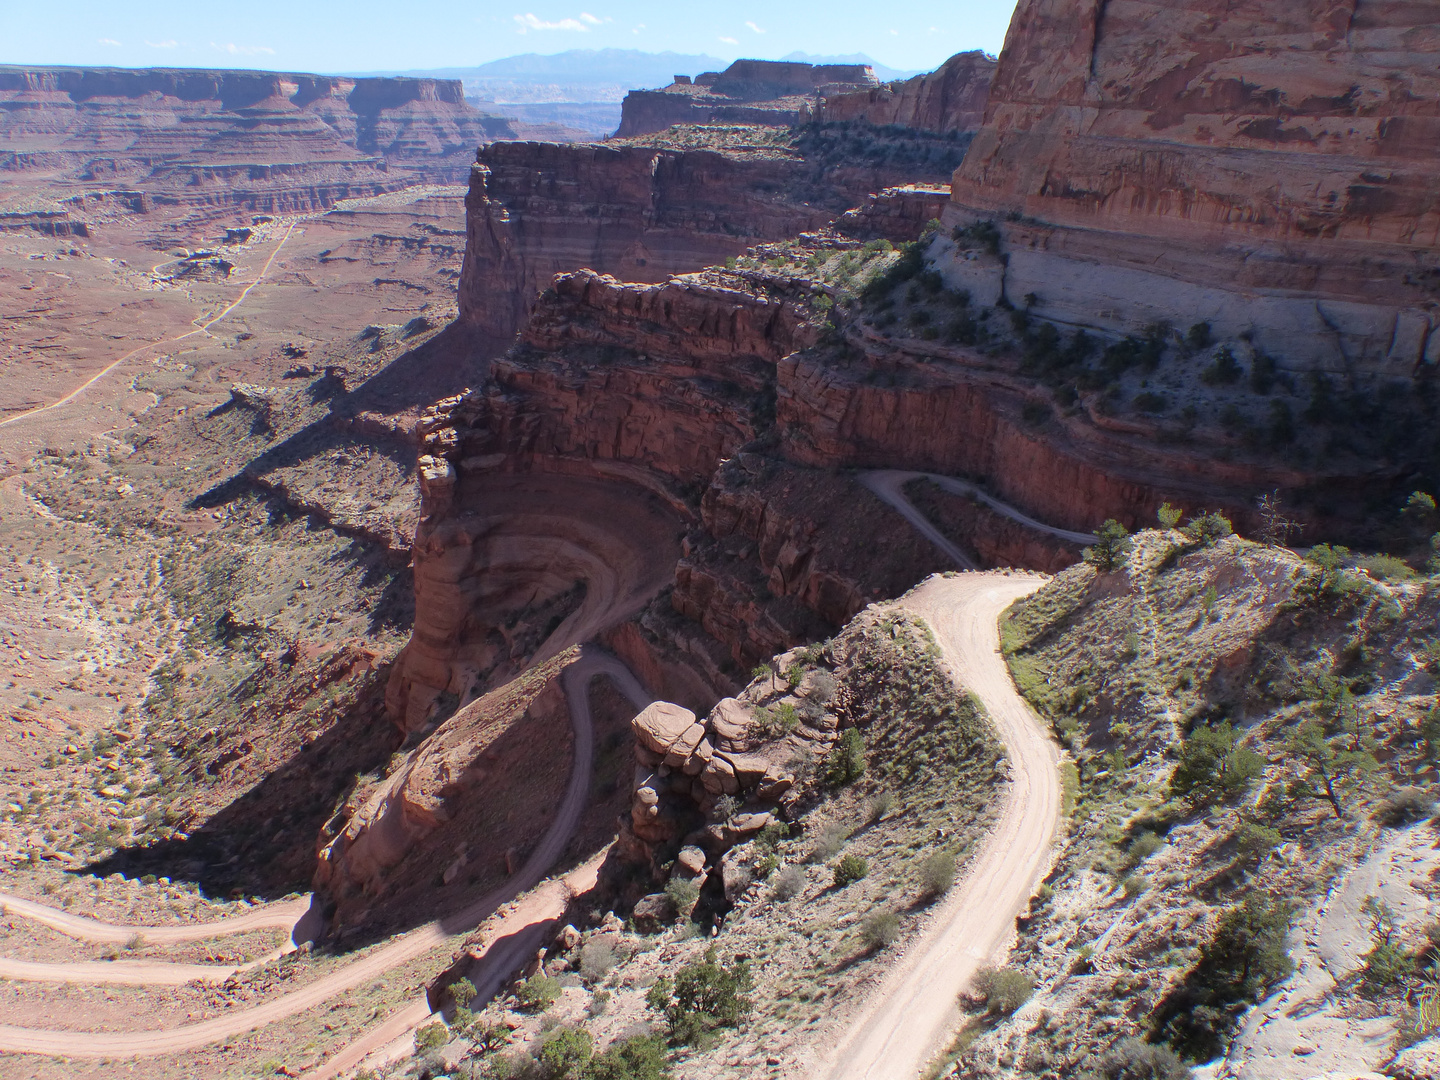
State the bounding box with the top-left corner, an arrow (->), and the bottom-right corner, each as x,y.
1152,893 -> 1293,1059
515,973 -> 561,1012
860,910 -> 901,951
664,878 -> 700,919
645,948 -> 753,1047
866,790 -> 893,822
469,1021 -> 511,1053
1170,721 -> 1264,808
580,940 -> 619,981
919,851 -> 957,898
1358,554 -> 1416,581
585,1034 -> 671,1080
973,966 -> 1033,1014
1359,896 -> 1414,994
448,976 -> 477,1010
1182,512 -> 1233,546
1200,346 -> 1242,386
1232,821 -> 1281,863
1084,519 -> 1132,572
833,854 -> 869,888
538,1026 -> 592,1078
1126,831 -> 1164,868
415,1021 -> 449,1052
825,728 -> 866,786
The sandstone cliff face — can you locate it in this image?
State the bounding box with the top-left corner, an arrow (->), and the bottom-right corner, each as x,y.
945,0 -> 1440,372
457,142 -> 836,343
821,51 -> 995,135
0,65 -> 518,200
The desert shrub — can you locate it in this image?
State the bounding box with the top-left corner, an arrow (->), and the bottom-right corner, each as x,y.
1232,821 -> 1282,864
580,940 -> 619,981
1084,1037 -> 1192,1080
515,973 -> 561,1012
646,948 -> 753,1047
919,851 -> 957,898
664,878 -> 699,919
538,1027 -> 592,1078
1157,503 -> 1184,529
1126,831 -> 1164,868
448,976 -> 477,1010
1170,720 -> 1264,808
1359,554 -> 1416,581
807,821 -> 847,862
807,669 -> 838,703
1084,519 -> 1132,572
415,1021 -> 449,1052
712,794 -> 741,822
833,854 -> 869,887
1375,786 -> 1435,826
1181,512 -> 1234,546
1133,391 -> 1167,414
585,1034 -> 671,1080
1285,720 -> 1378,820
1121,874 -> 1149,900
1152,893 -> 1293,1059
1200,346 -> 1243,386
1185,323 -> 1212,351
771,865 -> 805,901
973,966 -> 1033,1014
826,728 -> 866,786
866,790 -> 893,822
469,1022 -> 512,1054
860,910 -> 901,951
1360,896 -> 1415,993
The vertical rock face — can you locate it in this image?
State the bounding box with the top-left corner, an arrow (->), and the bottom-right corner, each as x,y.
456,143 -> 836,343
945,0 -> 1440,372
821,51 -> 996,134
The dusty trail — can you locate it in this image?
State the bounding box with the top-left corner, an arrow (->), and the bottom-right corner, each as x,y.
0,891 -> 313,947
813,571 -> 1063,1080
0,646 -> 650,1059
0,221 -> 296,430
860,470 -> 1096,569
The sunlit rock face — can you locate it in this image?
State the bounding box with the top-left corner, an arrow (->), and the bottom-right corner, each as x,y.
944,0 -> 1440,373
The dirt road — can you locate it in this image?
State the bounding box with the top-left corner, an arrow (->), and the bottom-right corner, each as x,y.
0,891 -> 313,946
0,221 -> 296,431
860,471 -> 1097,569
0,646 -> 649,1059
813,572 -> 1063,1080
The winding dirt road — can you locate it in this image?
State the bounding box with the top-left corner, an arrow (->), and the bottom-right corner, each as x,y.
814,571 -> 1063,1080
0,646 -> 650,1059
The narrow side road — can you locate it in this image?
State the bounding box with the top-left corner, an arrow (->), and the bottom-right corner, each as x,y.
0,891 -> 313,947
814,571 -> 1063,1080
0,646 -> 650,1060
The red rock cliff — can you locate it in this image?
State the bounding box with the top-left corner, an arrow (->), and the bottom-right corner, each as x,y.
821,51 -> 995,134
943,0 -> 1440,373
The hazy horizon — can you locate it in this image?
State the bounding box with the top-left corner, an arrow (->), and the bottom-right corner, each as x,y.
2,1 -> 1016,78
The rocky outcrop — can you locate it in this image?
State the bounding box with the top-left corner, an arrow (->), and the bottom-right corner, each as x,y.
0,65 -> 519,201
821,51 -> 995,134
615,59 -> 879,138
943,0 -> 1440,373
457,142 -> 837,343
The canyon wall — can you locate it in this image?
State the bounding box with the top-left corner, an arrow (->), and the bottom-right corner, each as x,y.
821,51 -> 995,134
0,65 -> 519,204
456,142 -> 838,344
943,0 -> 1440,373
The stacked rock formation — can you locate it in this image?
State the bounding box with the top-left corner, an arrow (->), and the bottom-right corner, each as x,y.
614,59 -> 879,137
821,51 -> 995,134
942,0 -> 1440,372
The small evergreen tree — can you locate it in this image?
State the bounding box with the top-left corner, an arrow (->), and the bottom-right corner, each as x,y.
645,948 -> 753,1047
1169,720 -> 1264,808
1085,519 -> 1132,572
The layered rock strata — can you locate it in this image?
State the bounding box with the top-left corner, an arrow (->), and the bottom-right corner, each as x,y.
615,59 -> 879,138
821,51 -> 995,134
0,65 -> 519,206
943,0 -> 1440,373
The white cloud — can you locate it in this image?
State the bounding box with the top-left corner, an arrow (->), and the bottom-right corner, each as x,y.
632,22 -> 645,33
718,35 -> 738,44
97,38 -> 122,47
889,28 -> 899,35
145,39 -> 179,48
513,12 -> 590,32
211,42 -> 277,55
745,20 -> 765,33
579,12 -> 601,24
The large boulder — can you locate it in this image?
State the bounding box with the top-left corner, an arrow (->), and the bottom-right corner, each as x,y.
632,701 -> 699,756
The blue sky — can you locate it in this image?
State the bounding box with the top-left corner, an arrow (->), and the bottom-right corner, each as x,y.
2,1 -> 1018,75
